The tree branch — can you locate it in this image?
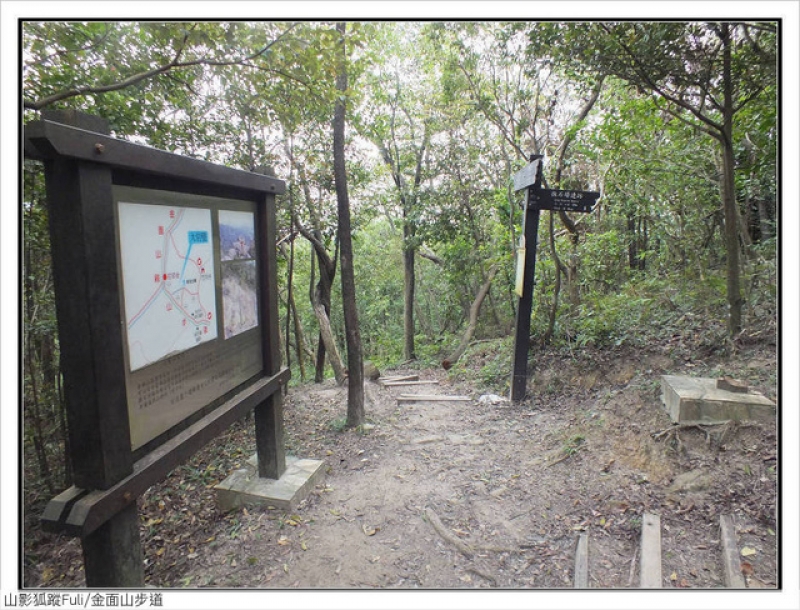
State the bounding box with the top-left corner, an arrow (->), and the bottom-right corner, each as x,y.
599,24 -> 725,137
24,23 -> 300,111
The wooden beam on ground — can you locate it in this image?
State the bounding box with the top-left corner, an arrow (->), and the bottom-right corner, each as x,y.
640,513 -> 662,588
397,394 -> 472,403
720,515 -> 746,588
574,532 -> 589,588
382,380 -> 440,387
381,375 -> 420,383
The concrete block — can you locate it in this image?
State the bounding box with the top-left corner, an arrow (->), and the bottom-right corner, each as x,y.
215,454 -> 325,513
661,375 -> 775,424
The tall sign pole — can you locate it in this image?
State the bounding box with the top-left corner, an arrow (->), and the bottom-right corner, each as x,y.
510,155 -> 543,402
509,156 -> 600,402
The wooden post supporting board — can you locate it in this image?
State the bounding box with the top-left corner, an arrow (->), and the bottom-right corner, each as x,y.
81,503 -> 143,587
34,112 -> 143,586
254,178 -> 286,480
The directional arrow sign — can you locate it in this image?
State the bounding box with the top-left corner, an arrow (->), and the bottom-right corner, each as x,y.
512,159 -> 541,192
532,188 -> 600,213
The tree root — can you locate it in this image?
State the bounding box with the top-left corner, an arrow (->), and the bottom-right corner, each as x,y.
467,566 -> 498,586
424,507 -> 474,558
424,507 -> 518,556
424,507 -> 507,587
651,420 -> 757,450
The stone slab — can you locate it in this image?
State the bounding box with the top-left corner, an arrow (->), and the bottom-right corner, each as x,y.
214,454 -> 325,513
661,375 -> 775,424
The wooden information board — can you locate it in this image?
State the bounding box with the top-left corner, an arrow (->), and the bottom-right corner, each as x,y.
25,110 -> 288,586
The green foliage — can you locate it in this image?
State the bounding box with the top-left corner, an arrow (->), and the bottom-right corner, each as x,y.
21,22 -> 777,510
541,270 -> 731,350
352,219 -> 405,364
444,336 -> 514,394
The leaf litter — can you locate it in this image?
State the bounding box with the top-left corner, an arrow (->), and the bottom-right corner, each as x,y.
23,342 -> 777,589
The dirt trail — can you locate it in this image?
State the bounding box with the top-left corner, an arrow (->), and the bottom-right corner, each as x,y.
25,345 -> 778,591
177,349 -> 777,589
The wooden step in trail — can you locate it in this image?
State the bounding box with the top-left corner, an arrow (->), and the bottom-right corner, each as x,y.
380,374 -> 419,383
571,512 -> 749,589
397,394 -> 472,403
639,512 -> 662,588
720,514 -> 746,588
573,532 -> 589,588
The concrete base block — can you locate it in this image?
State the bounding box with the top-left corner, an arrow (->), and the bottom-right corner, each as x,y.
661,375 -> 775,424
215,454 -> 325,513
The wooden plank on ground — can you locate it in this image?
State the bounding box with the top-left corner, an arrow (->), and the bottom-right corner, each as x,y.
397,394 -> 472,403
720,514 -> 746,588
381,375 -> 419,383
382,380 -> 440,387
640,513 -> 662,588
574,532 -> 589,588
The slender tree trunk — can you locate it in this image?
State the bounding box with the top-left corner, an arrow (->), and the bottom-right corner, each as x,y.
280,236 -> 307,381
289,285 -> 307,381
403,222 -> 416,361
333,22 -> 364,427
297,225 -> 341,383
544,212 -> 562,344
312,297 -> 346,384
720,24 -> 743,336
757,198 -> 772,242
444,264 -> 499,366
307,248 -> 326,382
285,237 -> 294,371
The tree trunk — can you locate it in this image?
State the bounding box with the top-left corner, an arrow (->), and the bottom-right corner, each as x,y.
312,297 -> 346,385
308,248 -> 326,382
296,221 -> 340,383
544,212 -> 562,344
444,264 -> 499,367
287,263 -> 307,381
284,236 -> 295,372
333,22 -> 364,427
403,224 -> 416,361
720,24 -> 743,336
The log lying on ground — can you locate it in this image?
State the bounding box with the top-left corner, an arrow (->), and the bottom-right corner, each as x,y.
380,374 -> 420,383
397,394 -> 471,403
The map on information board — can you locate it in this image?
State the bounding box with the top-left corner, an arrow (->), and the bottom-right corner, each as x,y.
118,202 -> 218,371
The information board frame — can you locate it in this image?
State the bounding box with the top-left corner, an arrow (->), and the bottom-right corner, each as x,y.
25,112 -> 289,580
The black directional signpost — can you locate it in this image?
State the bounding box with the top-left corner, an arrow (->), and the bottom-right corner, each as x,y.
510,155 -> 600,402
532,188 -> 599,213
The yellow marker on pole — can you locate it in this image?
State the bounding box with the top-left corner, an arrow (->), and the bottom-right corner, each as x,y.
514,235 -> 526,297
